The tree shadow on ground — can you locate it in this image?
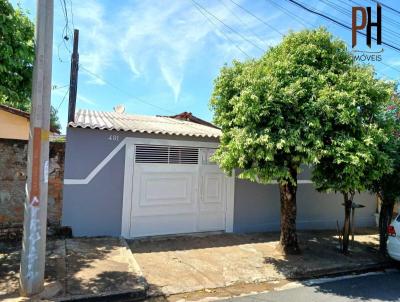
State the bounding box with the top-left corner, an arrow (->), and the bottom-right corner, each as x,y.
64,237 -> 152,299
307,271 -> 400,301
263,231 -> 398,301
0,237 -> 154,301
0,241 -> 21,300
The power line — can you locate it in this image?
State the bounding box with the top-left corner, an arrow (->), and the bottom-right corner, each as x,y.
191,0 -> 266,53
79,65 -> 219,133
356,0 -> 400,29
56,87 -> 69,111
52,84 -> 69,90
369,0 -> 400,16
79,65 -> 179,114
267,0 -> 312,28
286,0 -> 400,53
335,0 -> 400,42
229,0 -> 284,36
190,1 -> 251,58
218,0 -> 268,50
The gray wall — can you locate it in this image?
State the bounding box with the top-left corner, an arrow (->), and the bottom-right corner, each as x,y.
233,169 -> 376,233
62,127 -> 219,237
63,127 -> 377,237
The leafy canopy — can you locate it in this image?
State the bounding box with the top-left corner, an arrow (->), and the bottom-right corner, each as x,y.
210,28 -> 354,184
0,0 -> 34,111
368,92 -> 400,201
311,64 -> 394,194
0,0 -> 61,132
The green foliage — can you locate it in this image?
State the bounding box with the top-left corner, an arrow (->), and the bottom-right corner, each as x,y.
210,28 -> 354,185
311,66 -> 394,194
0,0 -> 34,111
0,0 -> 61,133
369,91 -> 400,202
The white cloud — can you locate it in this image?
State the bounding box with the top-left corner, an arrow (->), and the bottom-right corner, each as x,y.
117,0 -> 282,101
56,0 -> 283,99
71,0 -> 112,85
77,95 -> 97,106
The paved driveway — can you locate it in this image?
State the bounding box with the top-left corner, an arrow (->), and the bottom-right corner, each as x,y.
128,229 -> 388,297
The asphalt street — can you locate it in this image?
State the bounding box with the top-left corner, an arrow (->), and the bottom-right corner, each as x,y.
223,270 -> 400,302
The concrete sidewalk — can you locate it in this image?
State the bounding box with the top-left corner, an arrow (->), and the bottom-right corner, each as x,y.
129,229 -> 394,300
0,237 -> 147,301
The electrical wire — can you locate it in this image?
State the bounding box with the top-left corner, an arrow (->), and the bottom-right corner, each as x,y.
52,84 -> 69,90
229,0 -> 284,36
190,1 -> 252,58
191,0 -> 266,53
79,65 -> 179,114
267,0 -> 312,28
56,87 -> 69,111
333,0 -> 400,42
218,0 -> 268,50
369,0 -> 400,16
286,0 -> 400,53
79,65 -> 220,132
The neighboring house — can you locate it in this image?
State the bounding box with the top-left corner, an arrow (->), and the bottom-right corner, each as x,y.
62,109 -> 376,237
0,104 -> 61,140
0,104 -> 30,140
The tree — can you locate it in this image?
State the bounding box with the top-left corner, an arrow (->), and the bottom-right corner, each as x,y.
311,66 -> 394,254
0,0 -> 34,111
0,0 -> 60,132
210,28 -> 354,254
369,91 -> 400,253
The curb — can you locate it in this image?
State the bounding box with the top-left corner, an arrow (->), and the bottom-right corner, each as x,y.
287,260 -> 396,281
57,287 -> 147,302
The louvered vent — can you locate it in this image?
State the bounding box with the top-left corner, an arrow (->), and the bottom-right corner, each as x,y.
135,145 -> 199,164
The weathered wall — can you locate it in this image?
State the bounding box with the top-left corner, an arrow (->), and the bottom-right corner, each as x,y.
0,139 -> 65,231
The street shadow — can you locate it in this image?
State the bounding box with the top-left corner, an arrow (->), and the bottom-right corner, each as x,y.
0,241 -> 21,300
263,230 -> 387,278
65,237 -> 152,299
262,231 -> 399,301
308,271 -> 400,301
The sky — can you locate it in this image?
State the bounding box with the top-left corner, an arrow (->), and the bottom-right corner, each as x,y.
11,0 -> 400,133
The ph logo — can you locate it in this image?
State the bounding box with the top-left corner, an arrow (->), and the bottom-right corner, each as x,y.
352,4 -> 382,48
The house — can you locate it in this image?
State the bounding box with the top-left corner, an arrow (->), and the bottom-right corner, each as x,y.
0,104 -> 61,141
62,108 -> 377,238
0,104 -> 30,140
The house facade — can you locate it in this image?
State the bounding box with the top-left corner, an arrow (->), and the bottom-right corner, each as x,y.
62,109 -> 376,238
0,104 -> 30,140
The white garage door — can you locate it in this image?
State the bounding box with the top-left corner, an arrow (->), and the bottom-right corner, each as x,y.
129,144 -> 228,238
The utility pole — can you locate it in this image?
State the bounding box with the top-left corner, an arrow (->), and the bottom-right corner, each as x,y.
68,29 -> 79,123
20,0 -> 54,296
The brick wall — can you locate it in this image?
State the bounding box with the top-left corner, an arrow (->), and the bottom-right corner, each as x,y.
0,139 -> 64,238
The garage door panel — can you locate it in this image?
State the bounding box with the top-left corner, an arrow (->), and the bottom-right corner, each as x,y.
140,173 -> 194,206
129,146 -> 229,238
132,164 -> 198,216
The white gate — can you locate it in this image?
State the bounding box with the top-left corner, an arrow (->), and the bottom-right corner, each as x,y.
128,144 -> 228,238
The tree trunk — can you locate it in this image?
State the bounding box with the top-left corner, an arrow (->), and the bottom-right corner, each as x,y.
379,196 -> 395,254
278,166 -> 300,255
342,192 -> 353,254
